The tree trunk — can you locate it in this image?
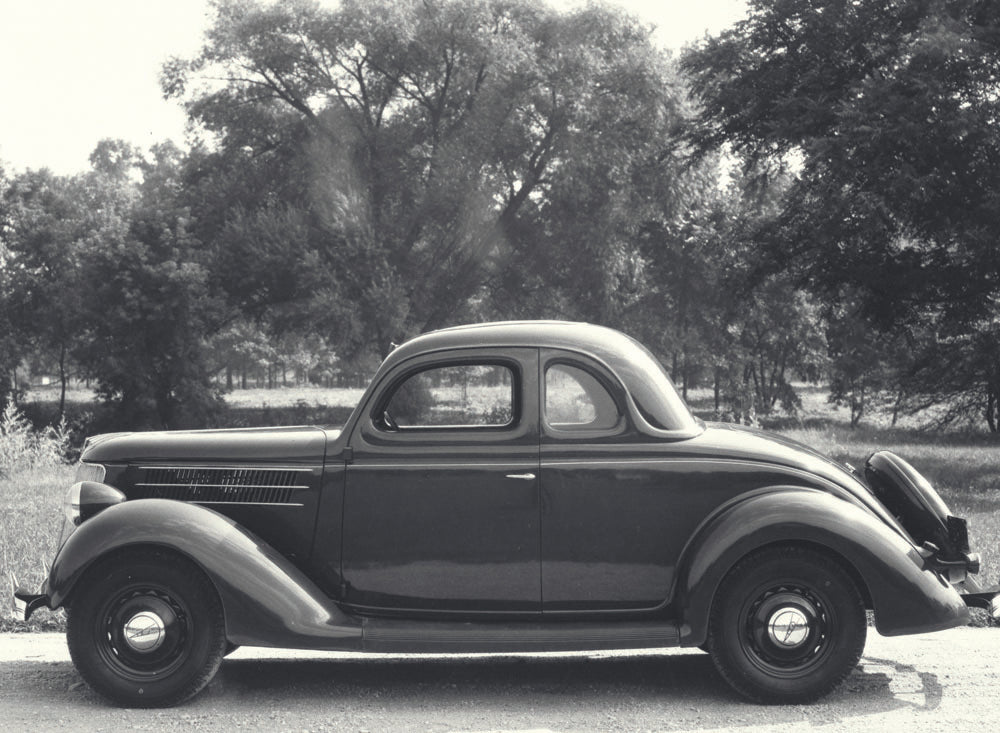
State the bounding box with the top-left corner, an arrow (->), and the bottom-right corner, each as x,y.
155,389 -> 175,430
749,363 -> 761,409
891,388 -> 904,427
58,343 -> 68,418
850,381 -> 864,428
681,349 -> 688,402
987,383 -> 998,434
713,366 -> 721,415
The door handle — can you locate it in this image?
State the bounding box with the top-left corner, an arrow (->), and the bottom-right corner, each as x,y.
505,473 -> 536,480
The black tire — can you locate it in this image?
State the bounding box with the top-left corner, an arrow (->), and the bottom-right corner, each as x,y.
707,545 -> 866,704
67,549 -> 226,707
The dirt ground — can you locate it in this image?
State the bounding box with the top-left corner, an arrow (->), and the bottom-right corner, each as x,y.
2,628 -> 998,732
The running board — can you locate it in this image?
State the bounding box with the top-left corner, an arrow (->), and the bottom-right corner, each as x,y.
362,618 -> 680,653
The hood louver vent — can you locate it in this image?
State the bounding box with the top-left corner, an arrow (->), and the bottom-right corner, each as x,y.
134,466 -> 310,505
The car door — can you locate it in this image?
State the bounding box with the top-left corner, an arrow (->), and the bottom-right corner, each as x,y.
539,350 -> 686,612
341,348 -> 541,614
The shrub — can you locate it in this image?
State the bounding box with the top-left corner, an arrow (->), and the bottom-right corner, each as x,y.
0,403 -> 71,474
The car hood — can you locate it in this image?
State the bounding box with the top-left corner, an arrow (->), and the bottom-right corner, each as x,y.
80,425 -> 336,466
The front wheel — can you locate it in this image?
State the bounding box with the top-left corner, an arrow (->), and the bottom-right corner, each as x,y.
67,550 -> 226,707
707,545 -> 866,704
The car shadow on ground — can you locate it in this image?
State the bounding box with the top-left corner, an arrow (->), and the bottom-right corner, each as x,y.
0,653 -> 942,730
205,652 -> 941,726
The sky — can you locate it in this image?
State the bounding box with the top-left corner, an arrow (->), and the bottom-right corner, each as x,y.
0,0 -> 747,176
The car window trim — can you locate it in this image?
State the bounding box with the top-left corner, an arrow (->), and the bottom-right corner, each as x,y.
371,356 -> 522,434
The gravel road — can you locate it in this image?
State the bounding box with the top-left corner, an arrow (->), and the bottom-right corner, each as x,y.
2,628 -> 999,732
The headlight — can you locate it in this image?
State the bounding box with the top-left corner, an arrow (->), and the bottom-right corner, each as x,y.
64,482 -> 82,526
63,481 -> 125,526
74,462 -> 106,483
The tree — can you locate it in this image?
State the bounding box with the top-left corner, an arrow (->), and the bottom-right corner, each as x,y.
0,161 -> 21,410
825,288 -> 919,428
625,156 -> 828,419
72,141 -> 225,430
165,0 -> 689,355
683,0 -> 1000,429
627,152 -> 743,402
1,169 -> 89,416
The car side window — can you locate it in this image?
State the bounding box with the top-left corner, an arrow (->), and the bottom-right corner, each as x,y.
382,364 -> 515,429
544,363 -> 621,431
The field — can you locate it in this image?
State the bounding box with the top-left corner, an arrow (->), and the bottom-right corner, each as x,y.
22,385 -> 366,410
4,384 -> 999,631
2,463 -> 73,631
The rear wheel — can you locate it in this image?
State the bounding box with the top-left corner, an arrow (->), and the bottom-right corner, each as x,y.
67,550 -> 226,707
707,545 -> 866,703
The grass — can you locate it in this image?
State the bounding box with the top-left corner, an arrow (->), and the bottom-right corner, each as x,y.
1,463 -> 74,632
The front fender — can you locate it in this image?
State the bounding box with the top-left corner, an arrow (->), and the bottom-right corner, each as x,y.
48,499 -> 362,650
674,488 -> 969,646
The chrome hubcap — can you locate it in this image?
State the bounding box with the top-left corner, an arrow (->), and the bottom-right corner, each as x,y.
767,606 -> 811,648
742,585 -> 832,675
123,611 -> 166,652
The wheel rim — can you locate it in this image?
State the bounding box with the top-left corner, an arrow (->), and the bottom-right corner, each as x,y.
740,583 -> 834,677
95,584 -> 192,682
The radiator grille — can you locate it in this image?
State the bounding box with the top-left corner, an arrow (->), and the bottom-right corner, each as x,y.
134,466 -> 309,505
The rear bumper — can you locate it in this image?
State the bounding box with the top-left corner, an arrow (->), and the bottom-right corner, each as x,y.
958,578 -> 1000,621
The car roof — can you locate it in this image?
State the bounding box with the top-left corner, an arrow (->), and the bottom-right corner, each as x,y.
381,321 -> 700,435
389,320 -> 637,361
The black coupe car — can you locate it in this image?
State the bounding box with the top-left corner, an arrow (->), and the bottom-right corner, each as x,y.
15,321 -> 998,707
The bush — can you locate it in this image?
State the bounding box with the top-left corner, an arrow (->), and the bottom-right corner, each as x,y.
0,403 -> 71,474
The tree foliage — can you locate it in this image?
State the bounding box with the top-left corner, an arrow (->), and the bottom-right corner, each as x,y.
0,162 -> 20,410
73,143 -> 226,429
683,0 -> 1000,429
0,169 -> 91,415
1,143 -> 226,430
165,0 -> 689,354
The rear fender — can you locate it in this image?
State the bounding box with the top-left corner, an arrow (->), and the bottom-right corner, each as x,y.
674,488 -> 969,646
48,499 -> 362,650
